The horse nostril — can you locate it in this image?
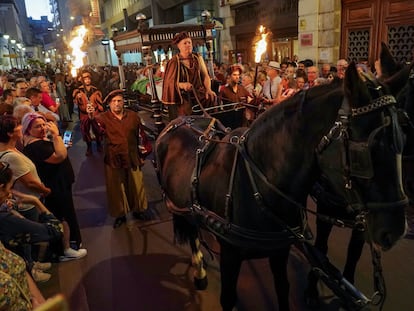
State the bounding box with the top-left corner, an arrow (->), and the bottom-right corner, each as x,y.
378,232 -> 395,251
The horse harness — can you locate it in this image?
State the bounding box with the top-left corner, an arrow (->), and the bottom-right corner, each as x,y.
162,86 -> 407,246
160,116 -> 307,251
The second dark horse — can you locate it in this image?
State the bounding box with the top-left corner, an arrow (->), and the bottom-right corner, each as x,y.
306,44 -> 414,310
155,52 -> 408,310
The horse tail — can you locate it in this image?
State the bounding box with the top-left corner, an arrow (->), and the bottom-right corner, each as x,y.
172,214 -> 199,245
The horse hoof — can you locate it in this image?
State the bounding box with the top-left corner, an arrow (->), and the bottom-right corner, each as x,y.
304,289 -> 320,309
194,276 -> 208,290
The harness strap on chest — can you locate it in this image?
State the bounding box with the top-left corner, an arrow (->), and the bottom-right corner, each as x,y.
191,138 -> 214,207
224,148 -> 239,221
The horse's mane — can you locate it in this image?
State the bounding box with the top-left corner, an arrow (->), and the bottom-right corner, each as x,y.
251,82 -> 342,136
245,83 -> 344,183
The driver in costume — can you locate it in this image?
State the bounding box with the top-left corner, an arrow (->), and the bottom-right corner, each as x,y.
162,31 -> 217,120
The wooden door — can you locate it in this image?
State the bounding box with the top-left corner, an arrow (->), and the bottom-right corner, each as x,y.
341,0 -> 414,63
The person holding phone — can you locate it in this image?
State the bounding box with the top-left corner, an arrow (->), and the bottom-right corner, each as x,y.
21,113 -> 86,261
0,115 -> 54,282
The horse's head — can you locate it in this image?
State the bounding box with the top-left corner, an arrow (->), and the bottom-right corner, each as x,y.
317,49 -> 409,250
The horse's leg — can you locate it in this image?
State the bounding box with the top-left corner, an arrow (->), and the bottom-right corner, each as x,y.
342,229 -> 365,284
190,238 -> 208,290
219,240 -> 242,311
268,247 -> 291,311
305,212 -> 334,309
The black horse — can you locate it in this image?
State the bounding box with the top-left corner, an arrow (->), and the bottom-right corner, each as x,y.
155,54 -> 408,310
306,44 -> 414,310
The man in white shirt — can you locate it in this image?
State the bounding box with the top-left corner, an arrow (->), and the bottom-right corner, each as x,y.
337,59 -> 349,79
26,87 -> 60,123
263,61 -> 282,106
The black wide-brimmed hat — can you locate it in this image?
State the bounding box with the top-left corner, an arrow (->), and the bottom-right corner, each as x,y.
103,89 -> 124,106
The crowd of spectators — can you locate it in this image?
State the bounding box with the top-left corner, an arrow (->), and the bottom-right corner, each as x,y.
0,61 -> 156,309
0,65 -> 92,309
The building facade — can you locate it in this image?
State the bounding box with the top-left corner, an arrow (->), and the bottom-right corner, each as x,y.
0,0 -> 30,70
12,0 -> 412,70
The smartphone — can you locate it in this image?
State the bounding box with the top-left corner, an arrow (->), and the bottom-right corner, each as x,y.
63,130 -> 73,147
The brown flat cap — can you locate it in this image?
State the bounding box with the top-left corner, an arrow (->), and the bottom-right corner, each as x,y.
172,31 -> 190,45
103,89 -> 124,106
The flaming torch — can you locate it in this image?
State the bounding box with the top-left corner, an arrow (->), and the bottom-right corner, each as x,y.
69,25 -> 88,77
253,25 -> 268,88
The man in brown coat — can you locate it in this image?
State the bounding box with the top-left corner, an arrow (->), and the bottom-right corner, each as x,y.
88,90 -> 149,228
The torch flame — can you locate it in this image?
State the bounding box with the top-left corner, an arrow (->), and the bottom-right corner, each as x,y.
69,25 -> 88,77
254,25 -> 268,63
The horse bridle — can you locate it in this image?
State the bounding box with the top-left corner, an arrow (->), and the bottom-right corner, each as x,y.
219,84 -> 408,308
316,85 -> 407,215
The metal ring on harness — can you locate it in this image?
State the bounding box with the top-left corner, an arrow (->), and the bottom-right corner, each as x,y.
229,135 -> 240,144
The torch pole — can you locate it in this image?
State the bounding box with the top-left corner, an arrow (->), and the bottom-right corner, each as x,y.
253,63 -> 259,89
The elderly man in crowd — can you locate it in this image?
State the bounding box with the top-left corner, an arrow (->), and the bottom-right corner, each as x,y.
337,59 -> 349,79
262,61 -> 282,106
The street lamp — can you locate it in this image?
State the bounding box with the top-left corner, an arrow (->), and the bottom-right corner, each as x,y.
3,35 -> 15,69
201,9 -> 212,23
136,13 -> 147,23
101,38 -> 112,66
200,9 -> 215,78
136,12 -> 164,134
16,42 -> 23,69
136,13 -> 149,65
2,34 -> 9,69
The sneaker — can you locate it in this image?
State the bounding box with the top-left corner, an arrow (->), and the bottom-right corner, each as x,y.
70,241 -> 82,250
59,248 -> 87,262
33,261 -> 52,271
31,268 -> 51,283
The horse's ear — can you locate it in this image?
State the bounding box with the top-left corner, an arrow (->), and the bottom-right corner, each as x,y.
343,62 -> 366,106
379,42 -> 398,77
383,63 -> 413,96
